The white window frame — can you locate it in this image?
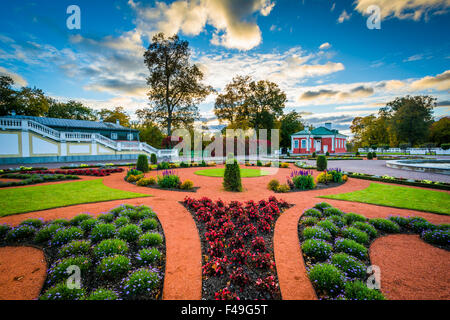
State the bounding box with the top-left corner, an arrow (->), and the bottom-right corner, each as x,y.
127,133 -> 134,141
111,133 -> 118,140
301,139 -> 306,148
294,140 -> 299,149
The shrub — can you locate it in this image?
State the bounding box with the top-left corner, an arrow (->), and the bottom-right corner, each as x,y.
388,216 -> 409,227
39,282 -> 85,300
97,255 -> 131,279
367,152 -> 373,160
257,160 -> 263,166
328,169 -> 343,183
331,253 -> 367,279
267,179 -> 280,191
59,240 -> 91,258
280,163 -> 290,168
51,227 -> 83,246
314,202 -> 332,211
94,239 -> 129,259
137,248 -> 162,265
303,208 -> 322,218
316,172 -> 333,184
150,153 -> 157,165
356,152 -> 360,156
136,155 -> 149,173
20,218 -> 44,228
123,268 -> 161,297
137,178 -> 153,187
50,219 -> 70,227
157,162 -> 169,170
308,263 -> 345,296
140,218 -> 158,231
6,225 -> 37,242
90,223 -> 116,242
223,160 -> 242,192
352,222 -> 378,238
292,175 -> 315,190
369,218 -> 400,233
344,281 -> 385,300
334,238 -> 368,260
301,239 -> 332,261
80,219 -> 97,233
372,152 -> 377,158
85,288 -> 119,300
136,206 -> 157,220
316,155 -> 327,171
180,180 -> 194,190
47,256 -> 91,285
326,151 -> 330,157
343,213 -> 367,225
422,229 -> 450,246
327,215 -> 345,228
118,224 -> 142,242
157,172 -> 181,189
114,216 -> 131,228
408,216 -> 436,233
302,226 -> 332,241
342,227 -> 369,244
70,214 -> 93,226
0,224 -> 11,239
139,232 -> 163,247
276,184 -> 291,193
34,224 -> 61,243
323,207 -> 344,217
97,213 -> 115,223
312,152 -> 316,158
317,220 -> 339,237
301,217 -> 319,227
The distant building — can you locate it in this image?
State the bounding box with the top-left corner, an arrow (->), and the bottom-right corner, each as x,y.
291,123 -> 347,154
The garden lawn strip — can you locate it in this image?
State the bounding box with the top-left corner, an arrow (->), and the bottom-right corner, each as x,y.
0,179 -> 151,217
320,183 -> 450,215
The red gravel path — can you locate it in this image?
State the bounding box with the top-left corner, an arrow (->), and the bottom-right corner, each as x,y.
0,165 -> 449,300
370,235 -> 450,300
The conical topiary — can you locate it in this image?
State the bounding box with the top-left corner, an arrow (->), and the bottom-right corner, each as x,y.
136,155 -> 149,173
223,160 -> 242,192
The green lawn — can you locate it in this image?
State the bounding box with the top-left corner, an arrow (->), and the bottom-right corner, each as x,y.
194,168 -> 271,178
320,183 -> 450,215
0,179 -> 151,217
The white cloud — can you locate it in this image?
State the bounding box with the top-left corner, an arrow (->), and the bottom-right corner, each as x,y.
0,67 -> 27,87
319,42 -> 331,50
410,70 -> 450,91
338,9 -> 351,23
354,0 -> 450,21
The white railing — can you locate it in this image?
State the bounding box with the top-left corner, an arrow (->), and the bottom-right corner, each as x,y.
0,117 -> 176,157
358,147 -> 450,155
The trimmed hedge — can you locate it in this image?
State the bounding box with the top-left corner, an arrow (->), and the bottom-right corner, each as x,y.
223,160 -> 242,192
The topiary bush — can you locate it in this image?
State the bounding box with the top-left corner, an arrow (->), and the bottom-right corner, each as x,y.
342,227 -> 369,245
117,224 -> 142,242
94,239 -> 129,259
367,152 -> 373,160
150,153 -> 157,165
316,155 -> 327,171
369,218 -> 400,233
122,268 -> 161,297
137,248 -> 162,265
85,288 -> 119,300
331,253 -> 367,279
96,255 -> 131,279
39,282 -> 85,300
59,240 -> 92,258
302,226 -> 332,241
136,155 -> 149,173
90,224 -> 116,242
308,263 -> 345,297
344,281 -> 385,300
351,222 -> 378,238
223,160 -> 242,192
139,232 -> 163,247
334,238 -> 368,260
301,239 -> 332,261
51,227 -> 83,246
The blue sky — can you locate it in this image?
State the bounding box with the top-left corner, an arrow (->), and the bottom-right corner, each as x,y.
0,0 -> 449,136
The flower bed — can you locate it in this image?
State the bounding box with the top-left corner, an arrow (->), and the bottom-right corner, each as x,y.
60,163 -> 133,169
26,168 -> 124,177
126,169 -> 196,191
183,196 -> 291,300
298,203 -> 450,300
344,171 -> 450,191
0,173 -> 80,188
0,204 -> 166,300
0,166 -> 48,174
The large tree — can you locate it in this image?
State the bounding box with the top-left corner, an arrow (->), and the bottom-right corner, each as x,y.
429,117 -> 450,146
279,111 -> 304,150
350,114 -> 391,148
0,75 -> 17,116
98,107 -> 130,127
380,95 -> 435,147
214,75 -> 287,134
47,100 -> 97,120
140,33 -> 212,136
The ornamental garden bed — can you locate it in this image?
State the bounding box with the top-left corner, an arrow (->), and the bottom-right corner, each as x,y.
0,204 -> 166,300
26,168 -> 124,177
0,173 -> 80,188
344,171 -> 450,191
183,196 -> 292,300
298,202 -> 449,300
125,169 -> 196,192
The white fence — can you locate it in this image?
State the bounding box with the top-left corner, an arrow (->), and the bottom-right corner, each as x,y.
358,147 -> 450,155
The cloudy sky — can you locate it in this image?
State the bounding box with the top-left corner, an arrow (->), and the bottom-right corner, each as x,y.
1,0 -> 449,136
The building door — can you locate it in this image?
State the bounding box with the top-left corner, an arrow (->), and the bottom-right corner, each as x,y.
315,140 -> 321,152
323,145 -> 328,154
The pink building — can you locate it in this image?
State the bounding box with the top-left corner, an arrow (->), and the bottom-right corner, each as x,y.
291,123 -> 347,154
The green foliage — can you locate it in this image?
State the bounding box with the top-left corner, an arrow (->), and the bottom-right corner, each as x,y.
50,219 -> 70,227
96,255 -> 131,279
97,213 -> 115,223
223,160 -> 242,192
80,219 -> 97,233
301,217 -> 319,226
6,225 -> 36,242
20,218 -> 44,228
314,202 -> 332,211
114,216 -> 131,228
331,253 -> 367,279
85,288 -> 119,300
70,214 -> 93,226
344,213 -> 367,225
276,184 -> 291,193
317,220 -> 339,237
118,224 -> 142,242
422,229 -> 450,246
150,153 -> 157,165
301,239 -> 332,261
302,226 -> 332,241
137,155 -> 150,173
342,227 -> 369,244
157,174 -> 181,189
180,180 -> 194,190
303,208 -> 322,218
34,224 -> 60,243
369,218 -> 400,233
407,216 -> 436,233
0,224 -> 11,238
94,239 -> 129,259
334,238 -> 368,260
367,152 -> 373,160
388,216 -> 409,227
90,223 -> 116,242
139,232 -> 163,247
137,248 -> 162,265
59,240 -> 92,258
316,155 -> 328,171
267,179 -> 280,191
157,162 -> 169,170
51,227 -> 83,246
292,174 -> 315,190
48,256 -> 91,285
344,281 -> 385,300
327,215 -> 345,228
308,263 -> 345,296
351,222 -> 378,238
39,282 -> 85,300
123,268 -> 161,297
140,218 -> 159,231
323,207 -> 344,217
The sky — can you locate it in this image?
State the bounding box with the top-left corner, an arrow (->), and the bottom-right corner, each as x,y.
0,0 -> 449,137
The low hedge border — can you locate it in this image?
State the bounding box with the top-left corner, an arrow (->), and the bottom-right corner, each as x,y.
0,173 -> 80,188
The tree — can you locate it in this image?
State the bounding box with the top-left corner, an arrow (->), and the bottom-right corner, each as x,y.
429,117 -> 450,147
140,33 -> 213,136
98,107 -> 130,127
380,95 -> 435,147
279,111 -> 304,150
350,115 -> 390,148
47,100 -> 97,120
214,75 -> 287,134
0,75 -> 17,116
136,122 -> 164,149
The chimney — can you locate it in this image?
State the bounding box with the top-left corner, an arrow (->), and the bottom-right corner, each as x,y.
325,122 -> 332,130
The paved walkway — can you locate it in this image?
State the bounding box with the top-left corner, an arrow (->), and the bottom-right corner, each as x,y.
1,165 -> 449,300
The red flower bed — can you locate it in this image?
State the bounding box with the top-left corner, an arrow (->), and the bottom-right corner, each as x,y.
183,196 -> 291,300
28,168 -> 124,177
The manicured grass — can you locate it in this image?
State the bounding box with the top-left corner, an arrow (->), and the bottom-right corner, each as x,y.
194,168 -> 271,178
320,183 -> 450,215
0,179 -> 151,217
